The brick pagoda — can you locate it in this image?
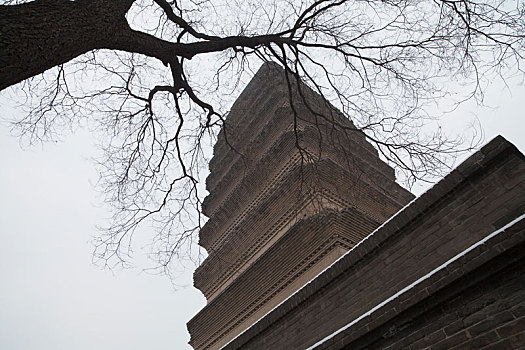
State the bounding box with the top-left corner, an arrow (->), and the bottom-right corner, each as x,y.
187,63 -> 414,350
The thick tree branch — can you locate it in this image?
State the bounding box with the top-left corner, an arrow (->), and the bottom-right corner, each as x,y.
0,0 -> 134,89
0,0 -> 292,91
108,28 -> 292,65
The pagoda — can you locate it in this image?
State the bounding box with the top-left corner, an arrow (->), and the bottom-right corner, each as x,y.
187,62 -> 414,350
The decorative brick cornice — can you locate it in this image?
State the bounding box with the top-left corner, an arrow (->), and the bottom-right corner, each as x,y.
195,157 -> 410,300
189,208 -> 381,349
201,124 -> 411,250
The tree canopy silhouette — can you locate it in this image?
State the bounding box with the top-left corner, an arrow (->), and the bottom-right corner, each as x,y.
1,0 -> 524,273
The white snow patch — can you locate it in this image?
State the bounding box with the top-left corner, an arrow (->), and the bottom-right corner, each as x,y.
304,212 -> 525,350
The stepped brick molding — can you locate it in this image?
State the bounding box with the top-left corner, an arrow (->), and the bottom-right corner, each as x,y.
187,62 -> 413,350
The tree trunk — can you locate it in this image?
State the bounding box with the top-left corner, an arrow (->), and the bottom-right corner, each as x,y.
0,0 -> 285,91
0,0 -> 134,90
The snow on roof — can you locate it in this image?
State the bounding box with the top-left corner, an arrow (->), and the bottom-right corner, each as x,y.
305,212 -> 525,349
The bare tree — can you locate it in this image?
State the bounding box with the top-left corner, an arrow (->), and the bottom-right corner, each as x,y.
1,0 -> 524,273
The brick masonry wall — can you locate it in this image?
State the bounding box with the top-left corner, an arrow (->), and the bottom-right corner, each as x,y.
319,217 -> 525,350
223,136 -> 525,350
355,252 -> 525,350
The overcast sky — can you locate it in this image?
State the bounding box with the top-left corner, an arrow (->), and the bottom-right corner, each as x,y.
1,71 -> 524,349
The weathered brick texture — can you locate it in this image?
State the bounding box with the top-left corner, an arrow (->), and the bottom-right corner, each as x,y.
223,137 -> 525,350
325,221 -> 525,350
188,63 -> 413,349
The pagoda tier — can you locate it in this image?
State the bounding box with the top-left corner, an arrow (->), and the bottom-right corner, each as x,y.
188,63 -> 414,350
195,145 -> 411,302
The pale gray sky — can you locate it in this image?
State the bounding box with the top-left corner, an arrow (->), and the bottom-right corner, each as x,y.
0,73 -> 524,350
0,126 -> 205,349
